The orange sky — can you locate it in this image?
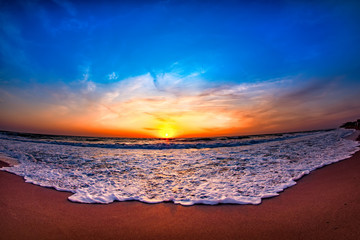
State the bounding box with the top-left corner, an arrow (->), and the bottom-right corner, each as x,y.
1,72 -> 359,138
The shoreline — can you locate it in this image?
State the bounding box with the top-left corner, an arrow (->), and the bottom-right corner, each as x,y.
1,136 -> 360,239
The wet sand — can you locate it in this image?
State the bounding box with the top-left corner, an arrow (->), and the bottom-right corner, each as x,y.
1,136 -> 360,239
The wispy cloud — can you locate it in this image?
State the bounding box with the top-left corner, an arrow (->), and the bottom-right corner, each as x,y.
2,70 -> 358,137
108,72 -> 118,80
51,0 -> 77,16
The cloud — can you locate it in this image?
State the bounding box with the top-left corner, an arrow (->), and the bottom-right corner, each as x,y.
108,72 -> 118,80
1,71 -> 359,137
50,73 -> 291,136
76,65 -> 96,94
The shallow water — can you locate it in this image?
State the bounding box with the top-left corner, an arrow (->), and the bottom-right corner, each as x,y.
0,128 -> 358,205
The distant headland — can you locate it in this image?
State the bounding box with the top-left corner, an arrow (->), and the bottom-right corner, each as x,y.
341,119 -> 360,130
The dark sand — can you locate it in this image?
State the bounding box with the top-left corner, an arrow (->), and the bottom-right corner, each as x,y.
1,138 -> 360,239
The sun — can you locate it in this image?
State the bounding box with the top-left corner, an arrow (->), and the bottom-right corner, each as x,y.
159,125 -> 176,138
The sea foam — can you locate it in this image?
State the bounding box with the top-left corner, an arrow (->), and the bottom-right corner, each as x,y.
0,128 -> 358,205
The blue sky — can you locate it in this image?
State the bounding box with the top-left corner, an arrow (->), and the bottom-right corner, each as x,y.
1,0 -> 360,137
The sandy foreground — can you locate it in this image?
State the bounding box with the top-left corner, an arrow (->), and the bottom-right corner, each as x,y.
1,134 -> 360,240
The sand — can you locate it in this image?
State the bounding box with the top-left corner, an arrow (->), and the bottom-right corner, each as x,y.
1,136 -> 360,240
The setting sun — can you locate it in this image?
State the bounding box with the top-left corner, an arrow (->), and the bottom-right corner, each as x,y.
159,124 -> 176,138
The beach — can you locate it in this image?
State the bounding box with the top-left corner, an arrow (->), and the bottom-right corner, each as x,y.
1,135 -> 360,240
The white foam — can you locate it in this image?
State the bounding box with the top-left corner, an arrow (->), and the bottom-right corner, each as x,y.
0,153 -> 19,167
0,129 -> 358,205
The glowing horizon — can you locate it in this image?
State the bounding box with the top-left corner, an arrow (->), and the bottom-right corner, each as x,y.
1,1 -> 360,138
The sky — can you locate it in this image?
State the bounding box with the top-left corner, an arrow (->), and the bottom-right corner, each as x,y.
1,0 -> 360,138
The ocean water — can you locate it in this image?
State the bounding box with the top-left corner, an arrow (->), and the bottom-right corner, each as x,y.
0,128 -> 358,205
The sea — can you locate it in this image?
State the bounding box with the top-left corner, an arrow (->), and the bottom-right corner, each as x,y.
0,128 -> 359,206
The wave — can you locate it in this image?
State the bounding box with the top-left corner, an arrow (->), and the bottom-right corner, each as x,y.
0,129 -> 333,150
0,128 -> 358,205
